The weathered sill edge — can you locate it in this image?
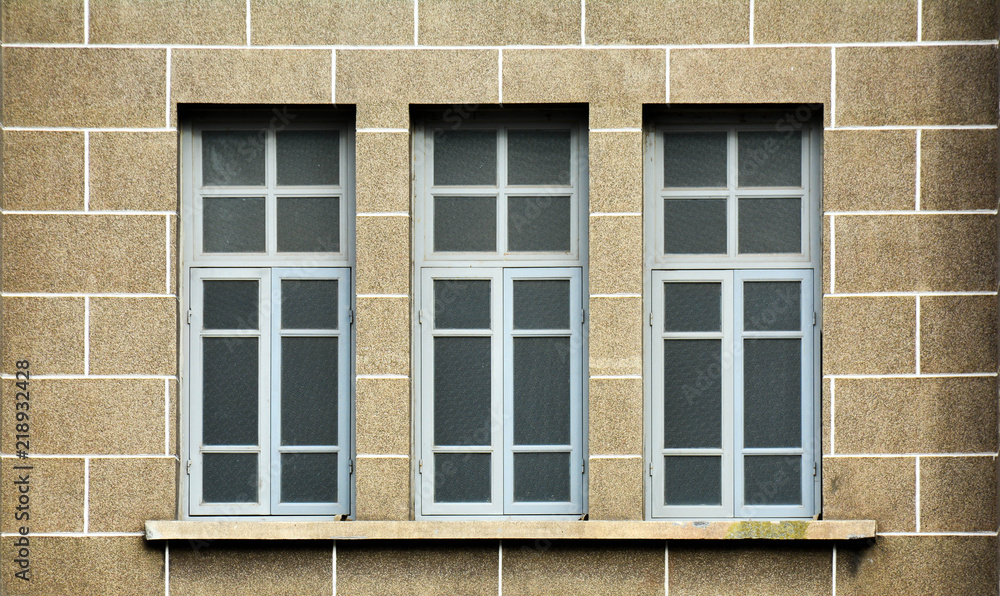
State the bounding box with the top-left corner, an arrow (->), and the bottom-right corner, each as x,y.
145,519 -> 876,541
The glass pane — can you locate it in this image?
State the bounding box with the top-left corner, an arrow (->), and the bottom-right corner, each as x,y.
744,281 -> 801,332
203,337 -> 258,445
513,280 -> 569,330
434,279 -> 491,329
203,453 -> 257,503
434,196 -> 497,252
202,131 -> 265,187
276,130 -> 340,186
663,132 -> 727,187
507,130 -> 572,185
434,130 -> 497,186
738,198 -> 801,254
281,337 -> 338,446
664,456 -> 721,506
664,340 -> 721,449
664,199 -> 727,254
282,280 -> 339,330
744,339 -> 802,448
277,197 -> 340,253
203,280 -> 258,330
434,338 -> 492,446
203,197 -> 265,253
508,196 -> 571,252
738,131 -> 802,187
663,282 -> 720,332
514,453 -> 570,502
745,456 -> 801,506
281,453 -> 337,503
513,337 -> 571,445
435,453 -> 491,502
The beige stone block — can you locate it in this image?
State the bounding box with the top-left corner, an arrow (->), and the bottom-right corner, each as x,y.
755,0 -> 916,43
922,0 -> 998,41
169,213 -> 179,293
90,132 -> 178,212
589,131 -> 642,214
419,0 -> 579,45
2,214 -> 166,293
589,377 -> 642,456
355,456 -> 409,520
251,0 -> 412,45
355,297 -> 409,376
836,536 -> 997,595
503,49 -> 664,129
668,543 -> 832,595
338,541 -> 497,594
89,458 -> 176,533
503,541 -> 664,595
90,0 -> 244,44
2,131 -> 85,211
2,297 -> 85,375
589,216 -> 642,295
836,46 -> 998,126
823,130 -> 916,212
586,0 -> 748,45
588,457 -> 642,520
0,458 -> 84,533
2,0 -> 84,43
356,377 -> 410,455
920,128 -> 998,211
356,132 -> 410,213
1,378 -> 166,455
920,294 -> 997,374
822,378 -> 831,455
822,215 -> 830,294
834,377 -> 998,454
822,456 -> 915,532
920,456 -> 998,532
89,297 -> 177,376
0,537 -> 163,595
589,296 -> 642,376
2,48 -> 166,128
834,214 -> 996,293
338,50 -> 498,128
169,542 -> 331,595
356,216 -> 409,295
168,379 -> 178,456
823,296 -> 915,375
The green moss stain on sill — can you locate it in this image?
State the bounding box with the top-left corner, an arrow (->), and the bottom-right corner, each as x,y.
724,520 -> 810,540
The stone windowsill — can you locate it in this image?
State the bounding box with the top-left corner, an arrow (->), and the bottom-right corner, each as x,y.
145,519 -> 876,541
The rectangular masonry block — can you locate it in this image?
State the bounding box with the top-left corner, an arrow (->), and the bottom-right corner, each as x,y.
822,456 -> 915,532
89,0 -> 245,44
356,132 -> 411,213
823,296 -> 916,375
586,0 -> 748,45
823,130 -> 916,212
355,377 -> 410,455
589,131 -> 642,214
0,458 -> 85,533
2,131 -> 85,211
755,0 -> 916,43
822,378 -> 831,455
355,216 -> 410,295
922,0 -> 999,41
920,128 -> 998,211
588,457 -> 643,520
419,0 -> 579,45
355,456 -> 410,520
169,542 -> 331,596
589,216 -> 642,295
589,296 -> 642,376
89,458 -> 176,533
589,377 -> 643,456
919,294 -> 997,374
251,0 -> 413,45
668,543 -> 832,595
355,296 -> 410,376
503,540 -> 664,595
89,297 -> 178,376
2,297 -> 85,375
2,0 -> 84,43
338,541 -> 498,595
919,456 -> 998,532
90,132 -> 178,212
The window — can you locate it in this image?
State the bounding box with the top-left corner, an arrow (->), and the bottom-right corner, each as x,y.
413,112 -> 588,517
181,111 -> 354,517
646,115 -> 822,519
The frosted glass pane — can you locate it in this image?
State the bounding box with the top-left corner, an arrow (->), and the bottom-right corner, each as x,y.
434,130 -> 497,186
664,340 -> 722,449
434,196 -> 497,252
663,282 -> 721,332
738,131 -> 801,187
745,456 -> 801,505
203,197 -> 265,253
738,198 -> 801,254
744,339 -> 801,448
664,456 -> 721,506
202,131 -> 265,187
202,337 -> 258,445
744,282 -> 801,332
434,279 -> 491,329
664,199 -> 727,254
513,280 -> 569,330
663,132 -> 728,187
281,280 -> 339,330
435,453 -> 491,502
203,280 -> 258,330
434,338 -> 491,446
508,196 -> 571,252
281,453 -> 337,503
514,453 -> 570,502
513,338 -> 571,445
276,130 -> 340,186
281,337 -> 338,446
203,453 -> 258,503
507,130 -> 572,185
277,197 -> 340,253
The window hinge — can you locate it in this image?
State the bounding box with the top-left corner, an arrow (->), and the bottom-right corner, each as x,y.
186,310 -> 192,325
813,462 -> 818,477
582,459 -> 586,474
349,309 -> 355,326
649,312 -> 654,326
813,311 -> 817,326
581,309 -> 586,324
349,459 -> 354,475
418,459 -> 424,474
418,310 -> 424,325
649,461 -> 654,477
186,460 -> 192,475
